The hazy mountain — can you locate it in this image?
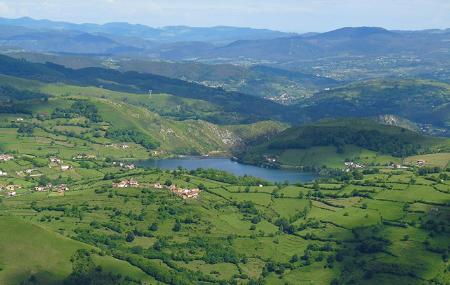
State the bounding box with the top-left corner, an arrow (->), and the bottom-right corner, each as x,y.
201,27 -> 450,61
0,19 -> 448,64
0,17 -> 296,44
0,25 -> 138,54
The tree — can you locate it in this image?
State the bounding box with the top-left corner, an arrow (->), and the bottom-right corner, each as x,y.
149,223 -> 158,231
172,221 -> 181,232
126,232 -> 135,243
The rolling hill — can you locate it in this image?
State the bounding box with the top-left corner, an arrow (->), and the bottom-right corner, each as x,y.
297,79 -> 450,133
2,52 -> 339,103
237,119 -> 450,169
0,73 -> 286,157
0,54 -> 296,124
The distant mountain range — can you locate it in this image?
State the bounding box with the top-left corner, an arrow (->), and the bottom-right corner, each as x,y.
0,17 -> 295,44
0,17 -> 449,62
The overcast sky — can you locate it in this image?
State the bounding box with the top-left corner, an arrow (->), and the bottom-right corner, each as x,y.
0,0 -> 449,32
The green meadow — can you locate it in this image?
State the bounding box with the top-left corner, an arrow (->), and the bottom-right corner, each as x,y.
1,151 -> 449,284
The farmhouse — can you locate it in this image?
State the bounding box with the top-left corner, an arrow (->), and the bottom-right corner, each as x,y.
60,165 -> 72,171
74,154 -> 96,160
34,186 -> 47,192
0,170 -> 7,176
25,169 -> 36,174
6,185 -> 21,191
7,191 -> 16,197
153,183 -> 164,189
391,163 -> 408,169
113,179 -> 139,188
49,157 -> 63,164
118,144 -> 130,149
417,160 -> 426,166
124,164 -> 135,170
264,155 -> 277,163
0,154 -> 14,161
179,188 -> 200,199
166,184 -> 201,199
114,162 -> 136,170
344,161 -> 364,169
57,184 -> 69,193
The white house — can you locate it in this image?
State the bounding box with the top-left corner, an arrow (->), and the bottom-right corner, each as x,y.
0,154 -> 14,162
60,165 -> 72,171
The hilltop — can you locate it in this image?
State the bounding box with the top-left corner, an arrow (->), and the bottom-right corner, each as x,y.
0,74 -> 286,158
0,54 -> 296,124
237,119 -> 450,169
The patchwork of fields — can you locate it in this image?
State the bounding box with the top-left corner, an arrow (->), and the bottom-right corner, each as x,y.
0,149 -> 449,284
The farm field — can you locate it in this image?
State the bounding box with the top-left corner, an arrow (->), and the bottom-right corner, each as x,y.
0,50 -> 448,285
1,148 -> 449,284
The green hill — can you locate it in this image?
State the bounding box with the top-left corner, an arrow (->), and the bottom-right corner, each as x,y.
0,54 -> 296,124
298,79 -> 450,132
237,119 -> 450,169
0,216 -> 156,285
0,74 -> 286,158
6,52 -> 338,103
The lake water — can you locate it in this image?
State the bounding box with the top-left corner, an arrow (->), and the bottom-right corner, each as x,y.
136,157 -> 317,183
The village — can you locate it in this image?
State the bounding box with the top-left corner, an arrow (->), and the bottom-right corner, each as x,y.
49,157 -> 73,171
112,178 -> 201,199
153,182 -> 201,199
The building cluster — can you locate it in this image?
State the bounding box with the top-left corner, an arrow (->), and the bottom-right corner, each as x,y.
344,161 -> 364,171
49,157 -> 72,171
16,168 -> 41,177
264,155 -> 278,163
0,154 -> 14,162
113,162 -> 136,170
60,165 -> 72,171
153,183 -> 201,199
49,157 -> 63,164
390,163 -> 409,169
0,184 -> 22,197
113,179 -> 140,188
34,183 -> 69,193
416,160 -> 426,167
73,154 -> 96,160
107,144 -> 130,149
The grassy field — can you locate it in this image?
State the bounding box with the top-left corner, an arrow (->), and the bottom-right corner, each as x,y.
404,153 -> 450,168
0,153 -> 449,284
0,216 -> 90,285
0,65 -> 449,284
0,74 -> 286,158
238,118 -> 450,169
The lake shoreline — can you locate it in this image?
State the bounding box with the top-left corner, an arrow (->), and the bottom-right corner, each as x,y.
135,157 -> 317,183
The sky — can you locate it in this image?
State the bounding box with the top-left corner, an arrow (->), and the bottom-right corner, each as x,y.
0,0 -> 449,32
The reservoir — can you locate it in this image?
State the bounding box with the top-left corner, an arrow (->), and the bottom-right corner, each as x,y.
136,157 -> 317,183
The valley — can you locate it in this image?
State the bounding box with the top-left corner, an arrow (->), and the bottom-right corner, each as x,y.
0,12 -> 448,285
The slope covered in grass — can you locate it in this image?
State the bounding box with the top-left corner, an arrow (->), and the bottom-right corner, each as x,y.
0,216 -> 86,285
0,74 -> 286,157
299,79 -> 450,129
237,119 -> 450,169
